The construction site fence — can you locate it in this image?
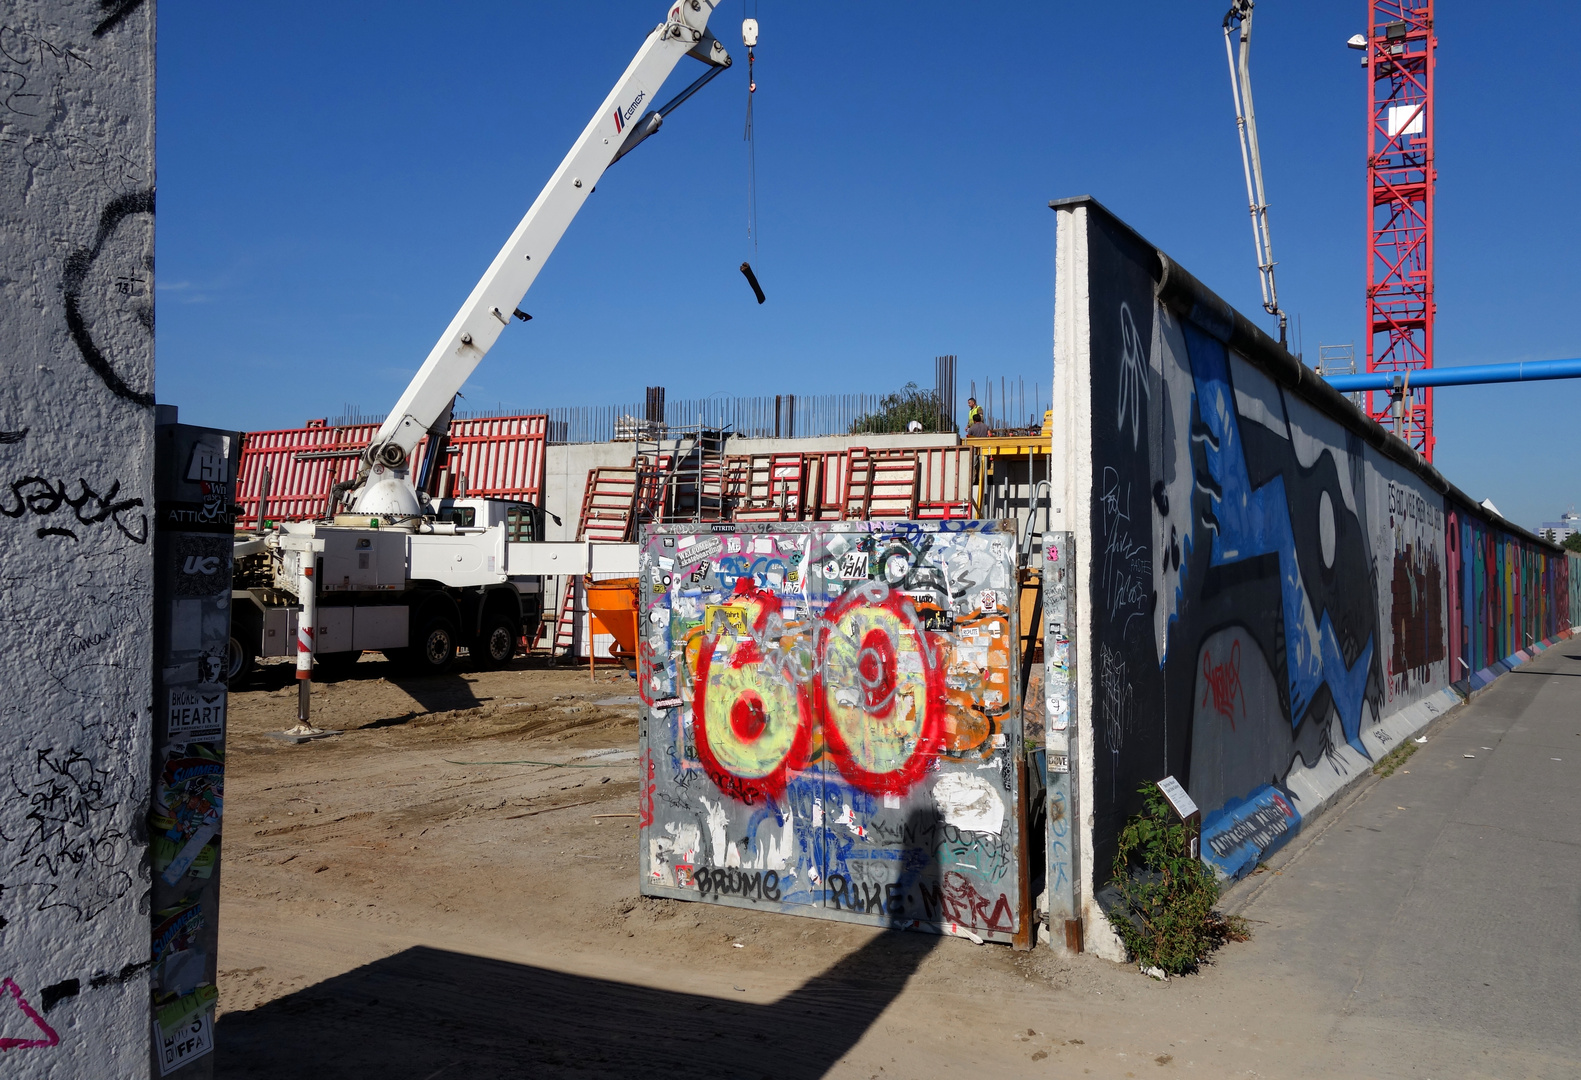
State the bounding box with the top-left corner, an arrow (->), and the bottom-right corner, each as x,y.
332,393 -> 969,444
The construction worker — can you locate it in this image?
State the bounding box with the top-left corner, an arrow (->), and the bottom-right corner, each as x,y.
965,397 -> 989,437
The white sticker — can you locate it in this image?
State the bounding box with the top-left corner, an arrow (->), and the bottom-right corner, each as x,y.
658,556 -> 674,571
168,685 -> 225,741
754,537 -> 775,553
931,773 -> 1006,835
883,793 -> 901,809
957,646 -> 989,668
677,534 -> 697,549
726,537 -> 742,553
157,1012 -> 214,1075
678,536 -> 723,566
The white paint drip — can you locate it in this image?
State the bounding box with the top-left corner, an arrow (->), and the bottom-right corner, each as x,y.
698,797 -> 729,867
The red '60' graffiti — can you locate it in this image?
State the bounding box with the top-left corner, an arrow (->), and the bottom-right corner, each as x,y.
692,583 -> 947,802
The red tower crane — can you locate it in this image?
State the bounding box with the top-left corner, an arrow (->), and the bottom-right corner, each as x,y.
1358,0 -> 1437,458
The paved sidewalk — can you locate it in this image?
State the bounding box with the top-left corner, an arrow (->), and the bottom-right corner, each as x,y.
1213,640 -> 1581,1078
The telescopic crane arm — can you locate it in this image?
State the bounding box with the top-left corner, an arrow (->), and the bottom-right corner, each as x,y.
351,1 -> 733,522
1223,0 -> 1288,348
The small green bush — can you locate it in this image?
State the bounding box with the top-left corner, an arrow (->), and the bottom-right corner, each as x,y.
1104,782 -> 1249,974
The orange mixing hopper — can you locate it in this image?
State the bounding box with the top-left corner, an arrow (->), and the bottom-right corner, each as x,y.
583,576 -> 640,670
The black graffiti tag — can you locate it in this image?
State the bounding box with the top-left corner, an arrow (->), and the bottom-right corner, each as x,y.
61,190 -> 155,407
0,475 -> 147,542
1,747 -> 132,921
694,867 -> 780,903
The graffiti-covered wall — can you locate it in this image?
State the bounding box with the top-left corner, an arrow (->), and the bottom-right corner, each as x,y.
1448,512 -> 1569,689
637,521 -> 1030,945
1048,197 -> 1572,959
0,1 -> 158,1075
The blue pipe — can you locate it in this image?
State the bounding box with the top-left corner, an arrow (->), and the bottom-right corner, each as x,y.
1324,357 -> 1581,392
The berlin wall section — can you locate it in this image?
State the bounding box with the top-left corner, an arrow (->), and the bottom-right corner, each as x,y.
637,520 -> 1032,945
148,420 -> 238,1077
1048,196 -> 1571,961
0,1 -> 159,1075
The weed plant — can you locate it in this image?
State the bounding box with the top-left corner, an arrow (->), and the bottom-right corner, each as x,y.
1104,782 -> 1250,974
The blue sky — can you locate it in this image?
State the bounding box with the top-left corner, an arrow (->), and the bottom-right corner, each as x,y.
155,2 -> 1581,530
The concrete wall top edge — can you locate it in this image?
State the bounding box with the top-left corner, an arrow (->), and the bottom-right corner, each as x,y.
1050,194 -> 1559,554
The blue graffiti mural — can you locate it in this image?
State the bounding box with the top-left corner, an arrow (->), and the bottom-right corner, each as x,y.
1200,784 -> 1302,879
1184,324 -> 1376,755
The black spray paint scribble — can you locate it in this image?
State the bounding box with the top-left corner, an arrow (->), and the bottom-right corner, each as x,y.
0,474 -> 147,542
0,428 -> 27,444
61,190 -> 154,407
93,0 -> 148,38
1,747 -> 133,922
0,22 -> 92,116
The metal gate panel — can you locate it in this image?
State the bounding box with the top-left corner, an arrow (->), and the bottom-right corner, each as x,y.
638,519 -> 1029,944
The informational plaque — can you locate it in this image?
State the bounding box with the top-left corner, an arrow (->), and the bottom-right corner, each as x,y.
1156,775 -> 1199,820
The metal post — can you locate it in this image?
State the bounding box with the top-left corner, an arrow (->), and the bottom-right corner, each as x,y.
257,465 -> 272,535
293,561 -> 318,733
1044,530 -> 1080,951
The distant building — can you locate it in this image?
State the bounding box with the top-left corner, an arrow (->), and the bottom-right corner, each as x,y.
1538,509 -> 1581,544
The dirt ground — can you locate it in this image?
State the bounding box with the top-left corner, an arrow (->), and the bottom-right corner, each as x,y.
213,656 -> 1390,1080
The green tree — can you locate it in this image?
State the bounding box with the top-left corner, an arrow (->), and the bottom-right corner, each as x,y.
849,382 -> 945,435
1563,532 -> 1581,554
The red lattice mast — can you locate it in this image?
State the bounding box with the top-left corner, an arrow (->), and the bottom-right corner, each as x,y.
1363,0 -> 1437,459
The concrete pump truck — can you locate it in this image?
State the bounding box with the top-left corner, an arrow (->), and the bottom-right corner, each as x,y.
228,2 -> 737,711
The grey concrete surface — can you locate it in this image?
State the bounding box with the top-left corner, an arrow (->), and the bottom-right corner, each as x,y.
1215,641 -> 1581,1078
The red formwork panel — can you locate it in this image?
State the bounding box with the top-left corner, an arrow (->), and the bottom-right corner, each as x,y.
235,421 -> 378,527
236,415 -> 548,527
916,445 -> 977,518
441,415 -> 548,502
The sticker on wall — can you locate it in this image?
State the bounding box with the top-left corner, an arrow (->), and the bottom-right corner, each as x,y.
639,520 -> 1026,941
154,1007 -> 214,1075
151,745 -> 224,884
931,773 -> 1006,835
167,684 -> 226,742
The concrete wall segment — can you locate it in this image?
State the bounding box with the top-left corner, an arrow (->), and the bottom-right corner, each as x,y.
0,1 -> 158,1074
1048,196 -> 1571,962
637,519 -> 1029,944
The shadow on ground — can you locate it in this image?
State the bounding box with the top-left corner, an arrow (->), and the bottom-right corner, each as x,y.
217,927 -> 939,1079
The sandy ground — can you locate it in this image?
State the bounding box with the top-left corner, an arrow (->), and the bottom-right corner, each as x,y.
214,652 -> 1581,1080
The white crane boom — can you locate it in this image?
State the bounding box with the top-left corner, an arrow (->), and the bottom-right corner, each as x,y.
352,1 -> 732,522
1223,0 -> 1288,348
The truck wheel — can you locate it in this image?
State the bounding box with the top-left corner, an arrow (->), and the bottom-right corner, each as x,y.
401,616 -> 457,676
475,615 -> 520,669
224,633 -> 255,685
